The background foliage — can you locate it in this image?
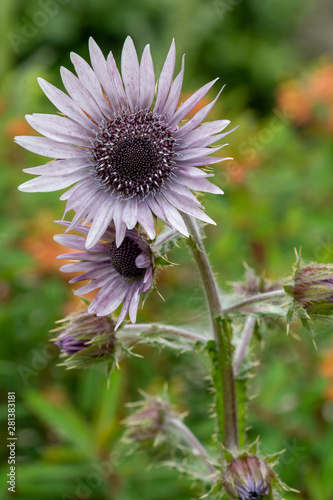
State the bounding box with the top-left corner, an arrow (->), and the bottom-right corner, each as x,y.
1,0 -> 333,498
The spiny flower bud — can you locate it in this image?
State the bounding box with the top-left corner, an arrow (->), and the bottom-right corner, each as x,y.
222,456 -> 273,500
52,309 -> 116,368
231,266 -> 282,297
123,395 -> 171,445
291,263 -> 333,316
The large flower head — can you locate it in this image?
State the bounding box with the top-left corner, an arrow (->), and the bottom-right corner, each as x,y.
54,221 -> 154,329
17,37 -> 232,248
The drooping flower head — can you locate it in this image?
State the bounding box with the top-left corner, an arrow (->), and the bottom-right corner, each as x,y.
53,310 -> 115,357
17,37 -> 232,248
54,221 -> 154,328
52,309 -> 116,369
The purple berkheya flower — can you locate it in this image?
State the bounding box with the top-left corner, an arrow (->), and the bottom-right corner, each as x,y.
222,456 -> 272,500
54,221 -> 154,328
16,37 -> 233,248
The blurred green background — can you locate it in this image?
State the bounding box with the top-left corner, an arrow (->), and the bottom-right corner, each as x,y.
1,0 -> 333,498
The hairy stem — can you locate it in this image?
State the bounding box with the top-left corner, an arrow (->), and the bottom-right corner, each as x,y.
184,215 -> 238,450
121,323 -> 209,343
223,290 -> 286,315
233,316 -> 257,376
168,416 -> 216,475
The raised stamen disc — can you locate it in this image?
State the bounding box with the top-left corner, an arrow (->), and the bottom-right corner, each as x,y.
90,110 -> 176,200
109,237 -> 145,279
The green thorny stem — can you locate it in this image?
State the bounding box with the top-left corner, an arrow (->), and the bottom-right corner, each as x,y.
184,215 -> 239,451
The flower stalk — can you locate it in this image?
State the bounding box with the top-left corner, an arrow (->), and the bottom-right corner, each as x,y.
122,323 -> 208,343
233,316 -> 257,376
184,215 -> 238,451
223,289 -> 286,315
167,416 -> 216,475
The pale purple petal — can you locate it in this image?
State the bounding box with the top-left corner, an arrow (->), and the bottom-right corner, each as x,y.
146,196 -> 168,224
178,155 -> 231,167
69,265 -> 113,284
177,146 -> 221,162
168,181 -> 205,205
121,36 -> 140,111
90,280 -> 128,316
113,205 -> 128,247
163,190 -> 216,225
157,196 -> 189,236
177,165 -> 214,177
135,253 -> 151,268
26,114 -> 93,147
168,78 -> 219,129
189,128 -> 235,148
107,52 -> 129,111
175,176 -> 223,194
154,39 -> 176,114
15,136 -> 88,159
179,119 -> 230,147
37,78 -> 94,130
60,261 -> 96,273
60,67 -> 104,123
70,52 -> 112,117
137,202 -> 156,240
88,37 -> 120,111
143,268 -> 154,291
139,45 -> 155,110
23,158 -> 91,176
122,197 -> 138,230
162,54 -> 185,120
54,234 -> 86,250
129,288 -> 141,323
174,87 -> 224,138
73,273 -> 111,295
115,282 -> 137,329
85,197 -> 115,249
18,169 -> 89,192
83,190 -> 111,225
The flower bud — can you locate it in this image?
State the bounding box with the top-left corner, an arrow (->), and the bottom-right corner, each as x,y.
123,396 -> 171,444
232,266 -> 281,297
222,456 -> 272,499
52,309 -> 116,368
291,263 -> 333,316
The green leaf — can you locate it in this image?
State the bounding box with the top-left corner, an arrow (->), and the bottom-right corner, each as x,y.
155,255 -> 175,267
94,369 -> 124,446
24,390 -> 98,458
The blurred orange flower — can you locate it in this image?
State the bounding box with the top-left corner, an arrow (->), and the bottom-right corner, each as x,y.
276,61 -> 333,132
320,348 -> 333,401
5,117 -> 33,139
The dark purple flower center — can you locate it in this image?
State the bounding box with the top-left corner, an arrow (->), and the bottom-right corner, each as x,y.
90,110 -> 176,200
242,485 -> 270,500
109,236 -> 145,279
